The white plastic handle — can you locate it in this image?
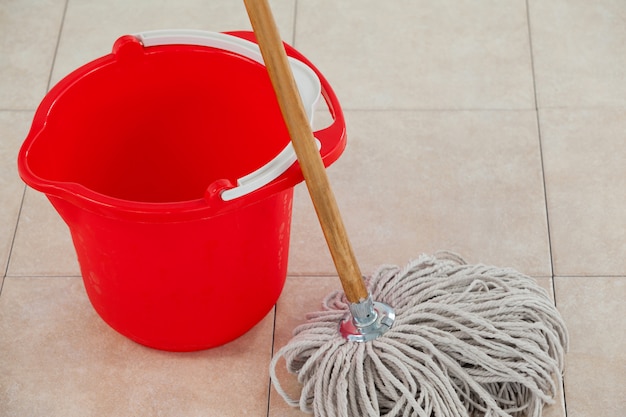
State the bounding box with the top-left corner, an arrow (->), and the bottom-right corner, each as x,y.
135,30 -> 322,201
221,139 -> 321,201
138,30 -> 265,65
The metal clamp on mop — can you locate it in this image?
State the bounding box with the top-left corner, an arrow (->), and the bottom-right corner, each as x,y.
340,293 -> 396,343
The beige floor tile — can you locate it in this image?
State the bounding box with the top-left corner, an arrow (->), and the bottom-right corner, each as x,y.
529,0 -> 626,108
0,111 -> 32,274
8,188 -> 80,276
289,110 -> 551,277
540,109 -> 626,276
0,276 -> 274,416
50,0 -> 295,85
0,0 -> 66,110
555,276 -> 626,417
295,0 -> 535,110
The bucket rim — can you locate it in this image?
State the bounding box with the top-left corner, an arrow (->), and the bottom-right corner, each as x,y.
18,30 -> 346,222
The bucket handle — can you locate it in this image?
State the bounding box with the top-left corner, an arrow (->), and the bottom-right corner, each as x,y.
134,29 -> 325,202
220,139 -> 321,201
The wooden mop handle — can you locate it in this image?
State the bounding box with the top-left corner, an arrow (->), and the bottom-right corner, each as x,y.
243,0 -> 368,303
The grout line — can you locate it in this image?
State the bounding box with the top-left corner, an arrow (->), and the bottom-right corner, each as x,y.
536,105 -> 626,111
287,272 -> 338,277
45,0 -> 69,92
266,304 -> 278,417
553,274 -> 626,278
291,0 -> 298,46
3,274 -> 83,279
525,3 -> 568,417
524,0 -> 555,282
534,109 -> 556,285
306,105 -> 626,113
1,185 -> 27,296
287,272 -> 615,279
0,109 -> 37,113
525,1 -> 539,112
339,107 -> 538,113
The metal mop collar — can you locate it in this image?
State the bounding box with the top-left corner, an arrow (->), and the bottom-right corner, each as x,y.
270,253 -> 568,417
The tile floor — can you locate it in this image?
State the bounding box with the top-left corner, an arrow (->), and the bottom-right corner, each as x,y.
1,0 -> 625,416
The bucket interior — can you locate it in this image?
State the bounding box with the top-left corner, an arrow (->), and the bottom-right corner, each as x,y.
27,46 -> 290,203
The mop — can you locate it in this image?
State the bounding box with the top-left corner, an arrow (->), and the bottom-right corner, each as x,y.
243,1 -> 568,416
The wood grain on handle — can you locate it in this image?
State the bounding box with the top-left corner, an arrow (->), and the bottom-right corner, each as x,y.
243,0 -> 368,303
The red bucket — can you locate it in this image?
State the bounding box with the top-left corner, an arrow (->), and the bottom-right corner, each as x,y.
17,30 -> 346,351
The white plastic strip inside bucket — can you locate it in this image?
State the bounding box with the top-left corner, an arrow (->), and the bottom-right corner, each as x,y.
135,30 -> 322,201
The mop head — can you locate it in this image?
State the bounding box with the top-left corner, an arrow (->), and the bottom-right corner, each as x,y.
270,253 -> 568,417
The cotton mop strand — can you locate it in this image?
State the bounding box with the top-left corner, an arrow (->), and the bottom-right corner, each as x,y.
243,1 -> 568,416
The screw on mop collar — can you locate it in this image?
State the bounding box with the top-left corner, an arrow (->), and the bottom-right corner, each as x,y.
340,294 -> 395,342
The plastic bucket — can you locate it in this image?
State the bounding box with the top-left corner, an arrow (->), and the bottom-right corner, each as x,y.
17,30 -> 346,351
